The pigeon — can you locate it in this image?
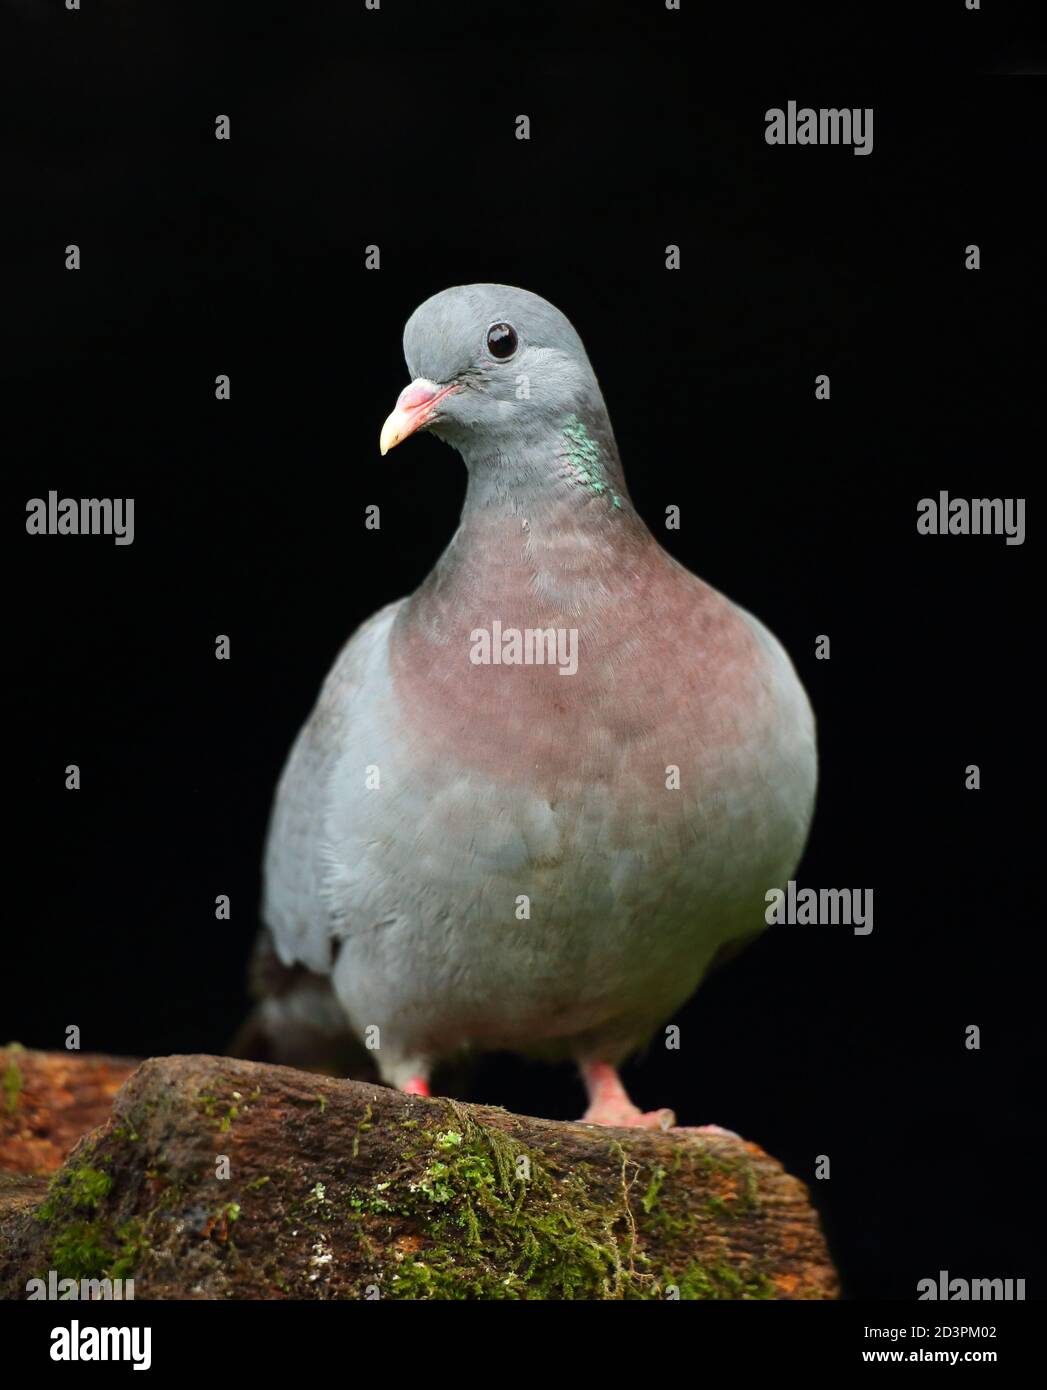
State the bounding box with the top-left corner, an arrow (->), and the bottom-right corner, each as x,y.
249,284 -> 817,1128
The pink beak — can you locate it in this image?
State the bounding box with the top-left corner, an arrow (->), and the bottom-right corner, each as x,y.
379,379 -> 458,455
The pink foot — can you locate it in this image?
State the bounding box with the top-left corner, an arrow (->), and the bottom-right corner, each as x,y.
401,1076 -> 430,1097
578,1061 -> 676,1130
583,1099 -> 676,1130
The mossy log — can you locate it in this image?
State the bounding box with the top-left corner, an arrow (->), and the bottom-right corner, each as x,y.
0,1050 -> 838,1300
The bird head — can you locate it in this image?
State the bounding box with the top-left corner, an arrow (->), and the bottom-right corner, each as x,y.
379,284 -> 604,460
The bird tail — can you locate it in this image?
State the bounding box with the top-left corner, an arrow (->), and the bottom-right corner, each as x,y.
227,928 -> 378,1081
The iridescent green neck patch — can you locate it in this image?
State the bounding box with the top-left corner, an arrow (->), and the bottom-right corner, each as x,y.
559,416 -> 622,509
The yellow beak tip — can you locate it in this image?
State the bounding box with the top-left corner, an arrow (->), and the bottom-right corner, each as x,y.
379,418 -> 402,456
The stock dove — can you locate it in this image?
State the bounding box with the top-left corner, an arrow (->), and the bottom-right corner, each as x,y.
250,284 -> 817,1127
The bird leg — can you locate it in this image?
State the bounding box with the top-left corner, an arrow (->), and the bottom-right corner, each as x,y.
579,1060 -> 675,1130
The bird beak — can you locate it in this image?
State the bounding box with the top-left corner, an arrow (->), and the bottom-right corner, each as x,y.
379,379 -> 458,456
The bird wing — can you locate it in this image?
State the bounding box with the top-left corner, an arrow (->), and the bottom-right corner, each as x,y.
262,599 -> 402,974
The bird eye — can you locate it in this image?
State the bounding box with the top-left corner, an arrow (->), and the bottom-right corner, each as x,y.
486,322 -> 518,359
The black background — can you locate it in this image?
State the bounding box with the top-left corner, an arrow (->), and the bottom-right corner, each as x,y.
3,1 -> 1042,1301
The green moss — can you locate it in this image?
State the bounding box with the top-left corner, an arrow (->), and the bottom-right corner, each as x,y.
635,1143 -> 767,1286
348,1113 -> 781,1300
347,1182 -> 393,1215
37,1165 -> 112,1223
2,1058 -> 23,1116
642,1165 -> 667,1214
635,1156 -> 697,1241
108,1222 -> 146,1281
742,1161 -> 760,1207
669,1262 -> 775,1300
196,1083 -> 259,1133
48,1219 -> 145,1283
354,1103 -> 646,1300
34,1158 -> 147,1284
351,1102 -> 373,1158
686,1145 -> 761,1215
346,1213 -> 379,1263
638,1200 -> 695,1242
49,1223 -> 115,1281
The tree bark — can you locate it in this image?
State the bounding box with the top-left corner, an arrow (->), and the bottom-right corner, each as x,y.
0,1048 -> 838,1300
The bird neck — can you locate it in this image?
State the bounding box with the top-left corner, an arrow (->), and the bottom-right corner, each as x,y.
409,418 -> 658,622
457,403 -> 634,522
